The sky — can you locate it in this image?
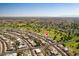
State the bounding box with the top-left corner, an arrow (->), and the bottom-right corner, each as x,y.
0,3 -> 79,17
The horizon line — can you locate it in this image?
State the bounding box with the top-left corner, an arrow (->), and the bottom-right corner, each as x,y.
0,16 -> 79,17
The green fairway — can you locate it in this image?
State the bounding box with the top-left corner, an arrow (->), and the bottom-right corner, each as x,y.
0,19 -> 79,55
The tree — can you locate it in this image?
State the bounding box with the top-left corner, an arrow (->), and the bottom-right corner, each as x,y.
76,44 -> 79,49
53,36 -> 56,40
13,41 -> 20,50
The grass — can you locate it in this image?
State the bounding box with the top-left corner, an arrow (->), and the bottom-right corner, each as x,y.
0,22 -> 79,54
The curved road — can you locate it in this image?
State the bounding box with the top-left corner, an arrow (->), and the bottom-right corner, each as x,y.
0,30 -> 70,56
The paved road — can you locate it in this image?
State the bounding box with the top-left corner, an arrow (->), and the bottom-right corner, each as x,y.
0,30 -> 70,56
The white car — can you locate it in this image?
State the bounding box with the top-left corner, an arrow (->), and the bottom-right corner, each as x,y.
64,47 -> 69,51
